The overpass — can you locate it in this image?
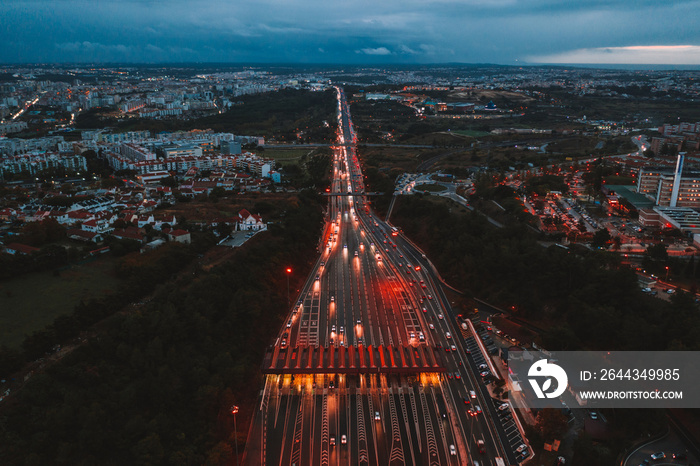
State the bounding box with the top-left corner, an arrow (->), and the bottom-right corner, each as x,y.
322,191 -> 384,196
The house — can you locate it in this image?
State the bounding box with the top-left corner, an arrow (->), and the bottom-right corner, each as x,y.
48,211 -> 69,223
66,209 -> 94,225
4,242 -> 40,255
67,228 -> 102,243
111,227 -> 145,244
0,208 -> 16,220
153,214 -> 177,230
164,228 -> 191,244
237,209 -> 265,231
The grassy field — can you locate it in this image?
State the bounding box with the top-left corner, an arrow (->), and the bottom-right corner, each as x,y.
414,183 -> 447,192
451,129 -> 491,138
0,255 -> 121,349
260,148 -> 316,165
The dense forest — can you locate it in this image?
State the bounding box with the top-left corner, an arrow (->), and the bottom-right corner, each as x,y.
75,88 -> 338,143
0,189 -> 325,465
392,194 -> 695,463
391,195 -> 700,352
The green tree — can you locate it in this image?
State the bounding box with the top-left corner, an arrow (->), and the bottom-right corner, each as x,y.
646,243 -> 668,261
591,228 -> 611,249
535,408 -> 568,441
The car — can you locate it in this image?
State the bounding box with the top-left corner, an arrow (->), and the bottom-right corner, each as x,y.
516,443 -> 527,453
468,409 -> 476,416
650,452 -> 665,460
375,411 -> 381,421
315,275 -> 320,281
666,288 -> 675,294
343,244 -> 347,249
672,453 -> 687,460
429,323 -> 435,330
480,371 -> 489,377
357,319 -> 362,325
409,332 -> 415,339
478,363 -> 488,370
354,250 -> 358,256
455,371 -> 461,379
339,326 -> 344,333
330,296 -> 334,302
470,390 -> 476,398
445,332 -> 451,339
287,320 -> 292,328
498,402 -> 510,411
330,436 -> 336,446
463,397 -> 471,405
447,372 -> 453,379
476,439 -> 486,454
438,314 -> 444,320
589,411 -> 598,420
450,345 -> 456,352
474,405 -> 482,415
341,434 -> 347,444
428,294 -> 433,300
449,444 -> 456,456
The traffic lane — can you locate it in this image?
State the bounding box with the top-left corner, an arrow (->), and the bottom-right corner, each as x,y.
363,218 -> 504,458
392,239 -> 509,460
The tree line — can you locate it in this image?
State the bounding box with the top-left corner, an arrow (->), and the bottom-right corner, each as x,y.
0,189 -> 325,465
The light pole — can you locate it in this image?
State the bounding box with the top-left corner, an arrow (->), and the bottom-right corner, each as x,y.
231,405 -> 240,466
286,267 -> 292,308
665,266 -> 670,281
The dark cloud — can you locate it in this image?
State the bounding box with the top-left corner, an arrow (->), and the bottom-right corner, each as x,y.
0,0 -> 699,64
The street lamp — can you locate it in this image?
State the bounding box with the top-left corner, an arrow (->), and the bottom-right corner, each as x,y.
286,268 -> 292,307
231,405 -> 240,466
665,266 -> 670,281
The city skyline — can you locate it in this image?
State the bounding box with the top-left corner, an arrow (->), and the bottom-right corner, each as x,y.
2,0 -> 700,67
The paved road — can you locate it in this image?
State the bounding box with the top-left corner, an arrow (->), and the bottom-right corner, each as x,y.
243,87 -> 516,465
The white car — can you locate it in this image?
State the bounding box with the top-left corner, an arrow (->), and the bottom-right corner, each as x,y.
375,411 -> 381,421
449,444 -> 456,456
341,434 -> 347,444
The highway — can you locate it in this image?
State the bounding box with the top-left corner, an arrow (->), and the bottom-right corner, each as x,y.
243,87 -> 518,465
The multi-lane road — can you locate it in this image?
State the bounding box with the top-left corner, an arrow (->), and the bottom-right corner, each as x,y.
243,88 -> 519,465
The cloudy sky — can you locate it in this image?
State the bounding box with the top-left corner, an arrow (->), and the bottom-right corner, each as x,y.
2,0 -> 700,66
